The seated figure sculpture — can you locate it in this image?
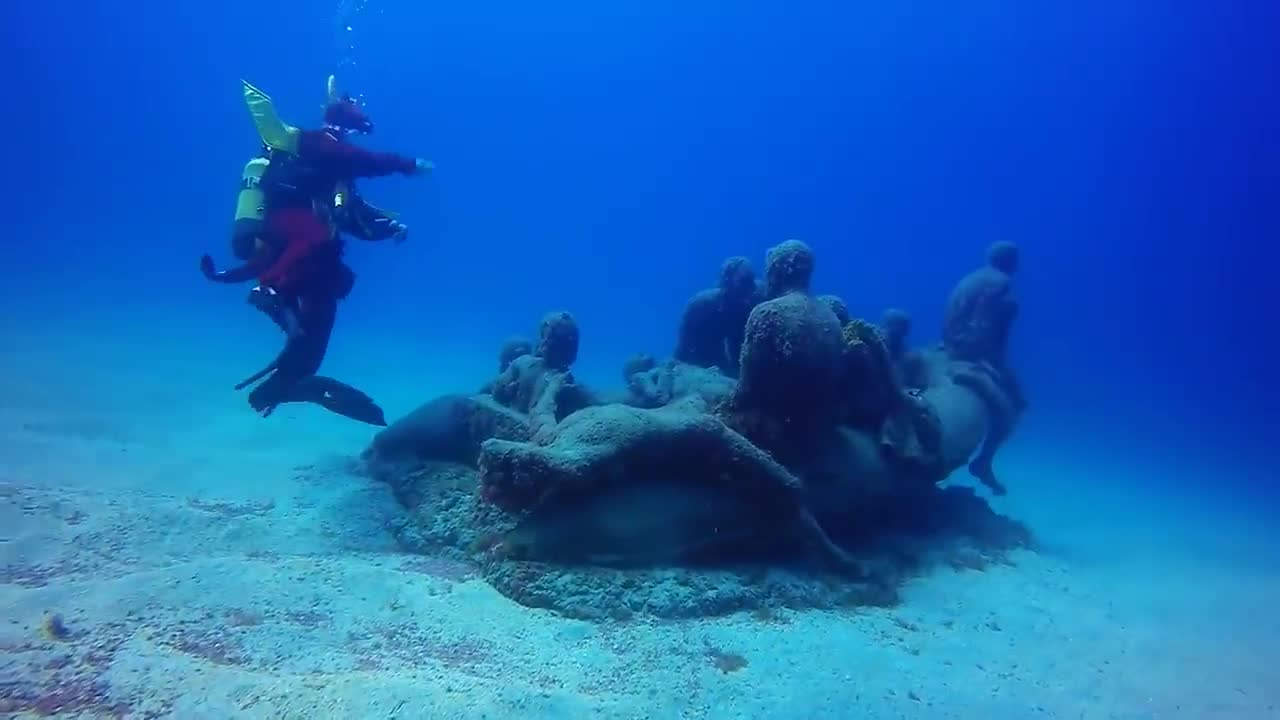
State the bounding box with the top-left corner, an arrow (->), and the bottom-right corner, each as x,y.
941,241 -> 1027,495
492,311 -> 593,442
718,240 -> 847,462
673,257 -> 762,377
880,308 -> 925,389
478,336 -> 534,394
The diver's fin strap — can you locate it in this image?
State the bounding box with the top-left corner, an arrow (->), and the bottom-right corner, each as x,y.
234,359 -> 279,391
242,80 -> 301,155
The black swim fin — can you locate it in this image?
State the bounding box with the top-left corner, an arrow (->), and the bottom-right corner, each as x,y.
283,375 -> 388,426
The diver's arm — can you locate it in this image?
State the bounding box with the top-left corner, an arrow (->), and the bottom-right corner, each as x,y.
356,216 -> 409,243
298,130 -> 421,178
343,193 -> 407,242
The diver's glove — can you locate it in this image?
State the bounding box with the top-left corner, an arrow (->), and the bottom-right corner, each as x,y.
370,217 -> 410,244
413,158 -> 434,174
202,253 -> 263,284
390,221 -> 409,244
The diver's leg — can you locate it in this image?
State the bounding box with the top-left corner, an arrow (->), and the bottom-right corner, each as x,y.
247,285 -> 300,336
243,293 -> 384,425
289,293 -> 337,374
232,287 -> 298,391
247,293 -> 336,416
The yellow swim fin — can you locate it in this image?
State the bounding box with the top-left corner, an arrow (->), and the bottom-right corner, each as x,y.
241,79 -> 300,155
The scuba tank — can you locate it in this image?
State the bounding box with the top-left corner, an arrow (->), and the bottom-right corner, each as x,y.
231,155 -> 270,260
228,147 -> 344,262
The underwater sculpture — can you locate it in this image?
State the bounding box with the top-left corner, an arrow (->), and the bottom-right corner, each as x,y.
943,241 -> 1020,364
478,397 -> 864,577
939,241 -> 1028,495
879,307 -> 917,378
673,256 -> 762,376
498,336 -> 535,372
487,311 -> 594,442
817,294 -> 852,326
718,240 -> 847,463
476,337 -> 532,395
366,393 -> 531,470
762,238 -> 815,298
362,239 -> 1032,620
840,317 -> 905,431
619,355 -> 737,410
880,307 -> 912,361
620,353 -> 662,405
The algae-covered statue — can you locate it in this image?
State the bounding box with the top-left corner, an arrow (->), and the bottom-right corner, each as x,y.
880,307 -> 926,388
619,354 -> 736,410
673,256 -> 762,377
478,397 -> 864,578
939,241 -> 1028,495
489,311 -> 595,442
360,239 -> 1033,621
718,240 -> 847,462
366,311 -> 589,471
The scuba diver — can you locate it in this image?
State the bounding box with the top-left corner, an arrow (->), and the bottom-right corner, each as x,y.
199,75 -> 432,426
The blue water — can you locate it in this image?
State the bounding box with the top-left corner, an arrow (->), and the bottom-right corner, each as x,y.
9,1 -> 1274,458
2,1 -> 1277,713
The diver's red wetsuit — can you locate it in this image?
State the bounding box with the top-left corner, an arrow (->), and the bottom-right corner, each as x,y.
256,128 -> 417,294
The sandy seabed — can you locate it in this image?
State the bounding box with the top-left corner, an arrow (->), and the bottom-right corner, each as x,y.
2,325 -> 1276,719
